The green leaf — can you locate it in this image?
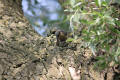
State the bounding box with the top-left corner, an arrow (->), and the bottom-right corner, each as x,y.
70,0 -> 76,7
96,56 -> 105,60
73,2 -> 82,8
95,0 -> 102,7
66,38 -> 74,42
74,13 -> 80,24
79,19 -> 88,24
101,1 -> 108,6
89,43 -> 96,56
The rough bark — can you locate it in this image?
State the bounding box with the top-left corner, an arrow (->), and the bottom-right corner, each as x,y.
0,0 -> 119,80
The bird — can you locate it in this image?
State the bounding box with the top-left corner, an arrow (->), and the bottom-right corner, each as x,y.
55,30 -> 67,46
50,28 -> 73,46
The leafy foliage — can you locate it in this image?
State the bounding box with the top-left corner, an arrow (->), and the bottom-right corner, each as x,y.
64,0 -> 120,69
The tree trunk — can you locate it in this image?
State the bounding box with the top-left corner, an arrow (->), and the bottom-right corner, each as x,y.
0,0 -> 115,80
0,0 -> 49,80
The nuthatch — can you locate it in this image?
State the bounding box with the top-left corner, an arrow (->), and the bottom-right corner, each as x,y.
50,28 -> 73,46
55,30 -> 67,46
